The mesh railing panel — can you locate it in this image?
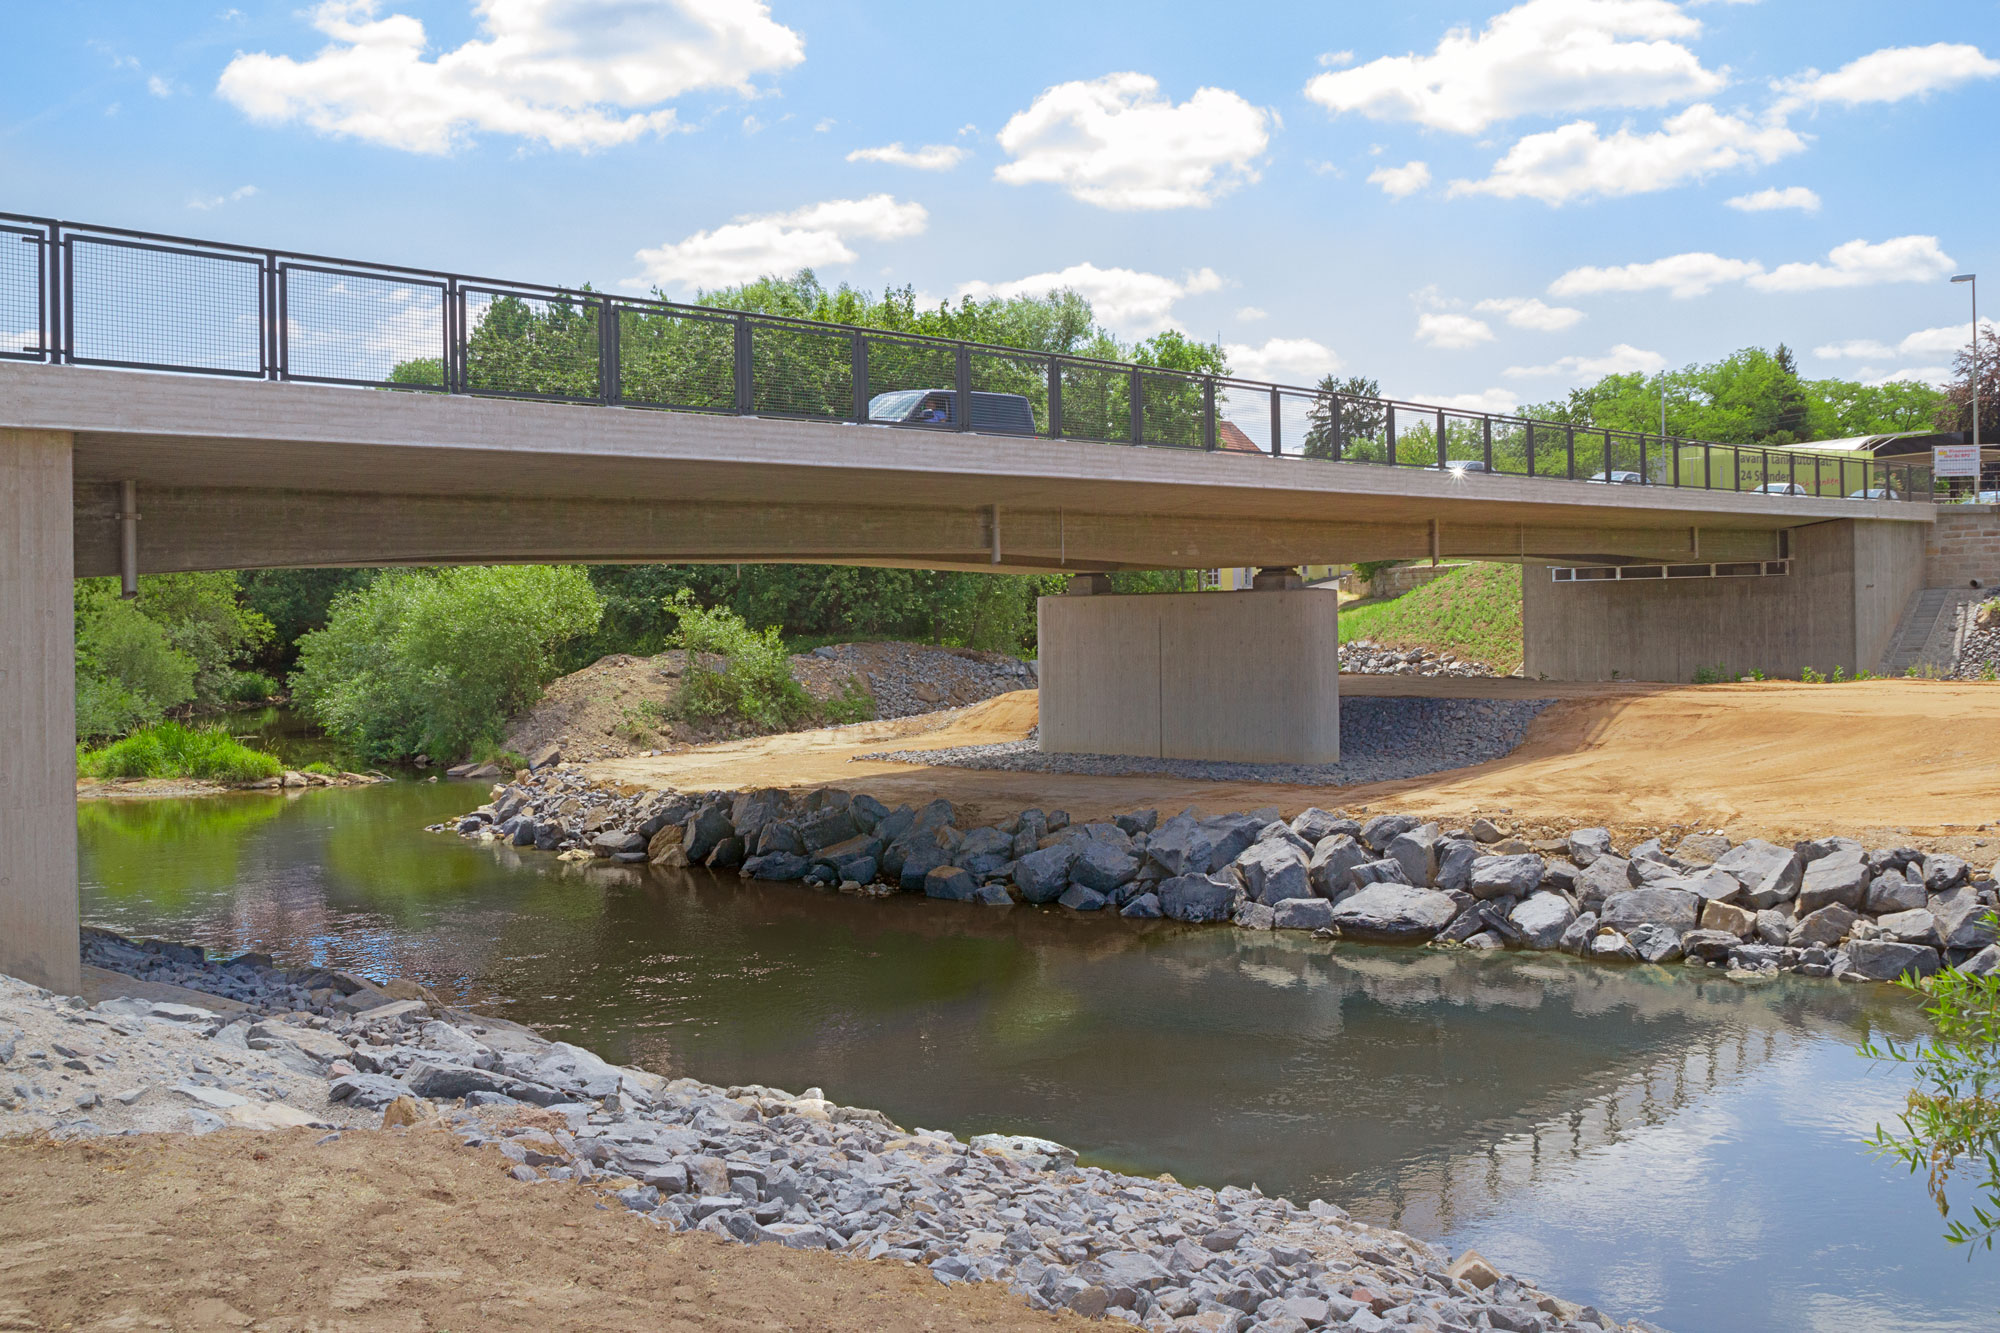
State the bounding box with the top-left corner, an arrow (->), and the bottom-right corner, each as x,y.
617,306 -> 736,411
0,226 -> 43,360
67,236 -> 262,374
1441,415 -> 1486,466
968,349 -> 1049,434
749,321 -> 850,419
1275,388 -> 1324,458
1215,384 -> 1274,454
1139,372 -> 1206,449
281,265 -> 445,387
863,335 -> 955,425
461,288 -> 600,398
1057,362 -> 1131,443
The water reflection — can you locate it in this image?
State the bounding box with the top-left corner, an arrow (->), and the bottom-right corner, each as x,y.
77,782 -> 1999,1332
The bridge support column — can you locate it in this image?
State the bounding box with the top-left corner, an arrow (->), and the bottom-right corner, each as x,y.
1036,584 -> 1340,765
1,429 -> 79,993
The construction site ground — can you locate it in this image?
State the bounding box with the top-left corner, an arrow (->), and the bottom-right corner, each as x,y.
587,677 -> 2000,858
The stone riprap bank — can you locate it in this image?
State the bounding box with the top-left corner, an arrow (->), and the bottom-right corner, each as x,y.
449,774 -> 2000,985
5,934 -> 1655,1333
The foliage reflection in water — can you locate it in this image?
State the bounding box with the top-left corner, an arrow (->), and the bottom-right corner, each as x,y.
77,781 -> 2000,1333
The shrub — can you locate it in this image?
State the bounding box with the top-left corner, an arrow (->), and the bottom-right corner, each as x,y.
80,721 -> 282,783
73,592 -> 196,739
290,565 -> 605,764
225,670 -> 280,703
1802,666 -> 1825,683
301,761 -> 339,777
663,591 -> 815,730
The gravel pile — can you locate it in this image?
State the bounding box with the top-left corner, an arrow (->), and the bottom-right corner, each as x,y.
1951,596 -> 2000,680
810,643 -> 1038,719
861,698 -> 1551,787
1338,640 -> 1498,678
22,933 -> 1654,1333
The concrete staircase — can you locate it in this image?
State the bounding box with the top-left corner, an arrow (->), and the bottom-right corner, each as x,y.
1881,587 -> 1980,675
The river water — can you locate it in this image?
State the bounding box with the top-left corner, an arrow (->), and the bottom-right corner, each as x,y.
78,781 -> 2000,1331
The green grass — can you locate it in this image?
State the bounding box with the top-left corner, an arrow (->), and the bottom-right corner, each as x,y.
1338,563 -> 1523,673
80,721 -> 284,784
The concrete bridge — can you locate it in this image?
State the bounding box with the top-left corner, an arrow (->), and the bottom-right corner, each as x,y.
0,213 -> 1957,993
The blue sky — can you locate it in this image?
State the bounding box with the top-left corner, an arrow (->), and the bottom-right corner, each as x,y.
3,0 -> 1995,409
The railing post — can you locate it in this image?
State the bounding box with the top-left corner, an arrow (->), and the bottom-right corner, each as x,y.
733,317 -> 752,414
1202,378 -> 1217,451
1639,435 -> 1648,484
1269,386 -> 1282,457
1129,367 -> 1142,445
955,344 -> 972,431
1565,425 -> 1575,480
46,222 -> 62,364
264,251 -> 280,380
1331,396 -> 1344,460
1526,423 -> 1535,475
1386,404 -> 1397,465
1436,408 -> 1446,468
446,280 -> 462,392
1702,442 -> 1711,489
851,334 -> 868,422
58,229 -> 72,366
1672,438 -> 1681,489
598,298 -> 618,405
1047,357 -> 1062,438
1788,450 -> 1797,494
1482,416 -> 1492,471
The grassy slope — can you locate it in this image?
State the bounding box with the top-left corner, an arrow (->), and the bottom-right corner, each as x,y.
1338,563 -> 1524,673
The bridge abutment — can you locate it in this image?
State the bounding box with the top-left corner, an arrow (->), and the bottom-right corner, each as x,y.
1036,585 -> 1340,765
1522,517 -> 1926,682
1,429 -> 80,993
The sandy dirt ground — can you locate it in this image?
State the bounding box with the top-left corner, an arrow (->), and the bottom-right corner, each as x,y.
0,1126 -> 1084,1333
587,678 -> 2000,855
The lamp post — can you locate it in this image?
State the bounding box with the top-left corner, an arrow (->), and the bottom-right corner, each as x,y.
1953,273 -> 1978,498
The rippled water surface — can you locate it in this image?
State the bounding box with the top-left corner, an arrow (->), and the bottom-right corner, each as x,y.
79,782 -> 2000,1332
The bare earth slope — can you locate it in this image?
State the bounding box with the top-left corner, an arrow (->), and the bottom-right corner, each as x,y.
0,1128 -> 1083,1333
587,679 -> 2000,849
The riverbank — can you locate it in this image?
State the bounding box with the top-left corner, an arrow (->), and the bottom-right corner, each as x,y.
448,764 -> 2000,988
3,937 -> 1647,1333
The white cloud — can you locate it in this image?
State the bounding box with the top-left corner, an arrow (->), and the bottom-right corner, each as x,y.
1814,323 -> 1971,362
1223,337 -> 1343,385
1416,312 -> 1496,349
846,142 -> 966,170
217,0 -> 805,154
630,195 -> 925,292
188,185 -> 259,210
1412,387 -> 1523,414
1318,50 -> 1355,68
1236,306 -> 1268,322
1304,0 -> 1724,135
1367,160 -> 1431,198
1725,185 -> 1819,212
1748,234 -> 1953,292
1863,366 -> 1953,388
1476,296 -> 1586,331
1551,250 -> 1764,298
1774,43 -> 2000,112
956,262 -> 1223,337
147,75 -> 174,98
994,72 -> 1270,210
1505,343 -> 1666,378
1448,104 -> 1805,204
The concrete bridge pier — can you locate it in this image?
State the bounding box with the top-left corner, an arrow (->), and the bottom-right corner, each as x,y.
1,428 -> 79,994
1036,575 -> 1341,765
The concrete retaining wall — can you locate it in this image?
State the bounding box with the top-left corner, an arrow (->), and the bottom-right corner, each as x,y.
1925,505 -> 2000,589
1037,590 -> 1340,764
0,429 -> 79,993
1522,518 -> 1926,682
1371,562 -> 1467,599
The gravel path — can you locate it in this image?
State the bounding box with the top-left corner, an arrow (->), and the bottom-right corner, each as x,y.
860,697 -> 1555,786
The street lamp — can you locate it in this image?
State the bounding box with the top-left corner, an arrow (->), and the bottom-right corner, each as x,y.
1953,273 -> 1979,466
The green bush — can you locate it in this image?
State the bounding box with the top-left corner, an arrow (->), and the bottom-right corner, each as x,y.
663,591 -> 816,730
80,721 -> 282,783
225,670 -> 280,703
73,591 -> 197,739
290,565 -> 605,764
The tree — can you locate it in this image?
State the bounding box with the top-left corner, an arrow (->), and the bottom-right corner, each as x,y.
1861,934 -> 2000,1255
1935,322 -> 2000,444
239,569 -> 379,672
1303,374 -> 1386,460
73,585 -> 196,740
129,572 -> 273,710
290,565 -> 605,763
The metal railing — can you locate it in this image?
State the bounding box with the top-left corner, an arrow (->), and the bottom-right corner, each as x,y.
0,211 -> 1935,503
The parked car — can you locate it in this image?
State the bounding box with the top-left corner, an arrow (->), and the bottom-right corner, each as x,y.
1847,487 -> 1901,500
1750,482 -> 1809,496
1586,469 -> 1652,485
867,389 -> 1037,435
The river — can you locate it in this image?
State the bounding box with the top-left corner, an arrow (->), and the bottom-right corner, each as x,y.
77,780 -> 2000,1332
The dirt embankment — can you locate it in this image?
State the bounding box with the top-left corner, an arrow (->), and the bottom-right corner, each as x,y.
585,677 -> 2000,857
504,643 -> 1033,765
0,1128 -> 1083,1333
